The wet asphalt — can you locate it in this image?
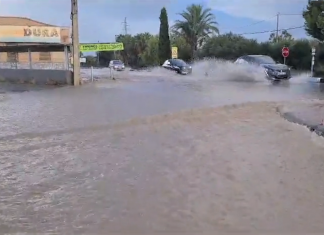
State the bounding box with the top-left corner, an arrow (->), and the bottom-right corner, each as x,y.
1,69 -> 324,233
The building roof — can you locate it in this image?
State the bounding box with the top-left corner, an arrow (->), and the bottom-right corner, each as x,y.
0,16 -> 63,27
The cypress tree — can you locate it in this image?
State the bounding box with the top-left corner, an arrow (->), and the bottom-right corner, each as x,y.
158,7 -> 171,65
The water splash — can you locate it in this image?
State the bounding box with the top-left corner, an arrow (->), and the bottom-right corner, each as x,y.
80,59 -> 311,85
128,59 -> 309,84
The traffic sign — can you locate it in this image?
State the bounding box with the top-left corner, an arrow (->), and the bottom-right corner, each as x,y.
282,47 -> 289,58
171,47 -> 178,58
312,47 -> 316,56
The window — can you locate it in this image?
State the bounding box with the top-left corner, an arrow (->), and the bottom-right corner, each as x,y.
6,52 -> 18,62
39,52 -> 51,62
254,56 -> 275,64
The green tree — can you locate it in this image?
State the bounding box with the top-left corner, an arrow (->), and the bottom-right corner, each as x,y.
84,55 -> 97,67
97,51 -> 114,66
269,30 -> 293,42
201,33 -> 260,60
141,35 -> 159,66
134,33 -> 152,66
170,33 -> 191,61
172,4 -> 219,60
116,34 -> 136,66
158,7 -> 172,65
303,0 -> 324,41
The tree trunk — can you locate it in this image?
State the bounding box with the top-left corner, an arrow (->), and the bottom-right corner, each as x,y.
191,42 -> 198,61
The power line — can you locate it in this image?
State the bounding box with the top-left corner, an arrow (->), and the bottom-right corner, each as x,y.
238,25 -> 304,35
222,13 -> 303,35
221,15 -> 276,32
280,13 -> 303,16
235,16 -> 276,29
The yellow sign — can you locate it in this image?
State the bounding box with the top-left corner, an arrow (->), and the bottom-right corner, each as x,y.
172,47 -> 178,58
80,43 -> 124,52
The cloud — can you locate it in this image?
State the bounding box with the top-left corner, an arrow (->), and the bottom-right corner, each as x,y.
208,0 -> 306,28
0,0 -> 173,42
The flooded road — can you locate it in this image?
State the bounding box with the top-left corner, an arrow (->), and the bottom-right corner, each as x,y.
1,65 -> 324,233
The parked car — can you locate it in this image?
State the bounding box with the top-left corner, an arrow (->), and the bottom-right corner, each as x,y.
162,59 -> 192,75
109,60 -> 125,71
234,55 -> 291,81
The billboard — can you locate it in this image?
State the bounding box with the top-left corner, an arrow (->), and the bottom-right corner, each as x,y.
0,26 -> 61,43
80,43 -> 124,52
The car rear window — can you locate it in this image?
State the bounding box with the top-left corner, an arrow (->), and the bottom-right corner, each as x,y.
113,60 -> 123,64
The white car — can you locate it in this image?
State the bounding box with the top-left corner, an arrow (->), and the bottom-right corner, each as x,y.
109,60 -> 125,71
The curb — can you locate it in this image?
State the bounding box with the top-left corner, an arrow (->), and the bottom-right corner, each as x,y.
308,77 -> 324,83
278,109 -> 324,137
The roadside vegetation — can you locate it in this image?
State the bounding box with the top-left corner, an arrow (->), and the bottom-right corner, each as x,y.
83,1 -> 324,75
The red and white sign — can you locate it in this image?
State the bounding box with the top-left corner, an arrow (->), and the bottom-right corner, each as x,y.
282,47 -> 289,58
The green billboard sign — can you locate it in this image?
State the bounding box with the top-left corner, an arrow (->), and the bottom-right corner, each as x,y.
80,43 -> 124,52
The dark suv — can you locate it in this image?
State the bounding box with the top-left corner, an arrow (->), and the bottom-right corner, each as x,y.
234,55 -> 291,80
162,59 -> 192,75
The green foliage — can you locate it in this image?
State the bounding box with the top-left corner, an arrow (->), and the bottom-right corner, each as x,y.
96,33 -> 159,68
92,31 -> 318,71
90,1 -> 324,72
158,7 -> 172,65
97,51 -> 114,66
170,33 -> 191,61
141,35 -> 159,66
201,33 -> 260,60
303,0 -> 324,41
269,30 -> 293,43
201,33 -> 315,70
116,34 -> 136,66
172,4 -> 219,59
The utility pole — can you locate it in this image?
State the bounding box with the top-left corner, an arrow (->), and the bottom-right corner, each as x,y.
122,17 -> 129,35
97,40 -> 100,66
276,12 -> 280,43
71,0 -> 80,86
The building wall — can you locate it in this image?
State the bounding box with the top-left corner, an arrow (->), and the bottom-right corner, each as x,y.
0,16 -> 70,64
0,16 -> 71,44
0,68 -> 73,85
0,51 -> 66,63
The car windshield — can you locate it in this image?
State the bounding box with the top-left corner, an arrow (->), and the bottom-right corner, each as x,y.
113,60 -> 123,65
253,56 -> 276,64
172,59 -> 187,66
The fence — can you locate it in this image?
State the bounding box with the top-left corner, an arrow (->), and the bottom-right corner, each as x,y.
80,66 -> 123,82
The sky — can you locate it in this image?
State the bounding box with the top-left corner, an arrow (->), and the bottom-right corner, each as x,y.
0,0 -> 308,43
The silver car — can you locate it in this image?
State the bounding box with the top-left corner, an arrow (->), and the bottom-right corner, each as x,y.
109,60 -> 125,71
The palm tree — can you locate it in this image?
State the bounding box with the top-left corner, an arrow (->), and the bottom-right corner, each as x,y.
172,4 -> 219,59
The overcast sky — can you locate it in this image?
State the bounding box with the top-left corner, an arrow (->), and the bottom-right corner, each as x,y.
0,0 -> 308,42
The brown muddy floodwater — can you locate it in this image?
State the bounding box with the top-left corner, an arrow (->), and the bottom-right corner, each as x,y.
1,65 -> 324,233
